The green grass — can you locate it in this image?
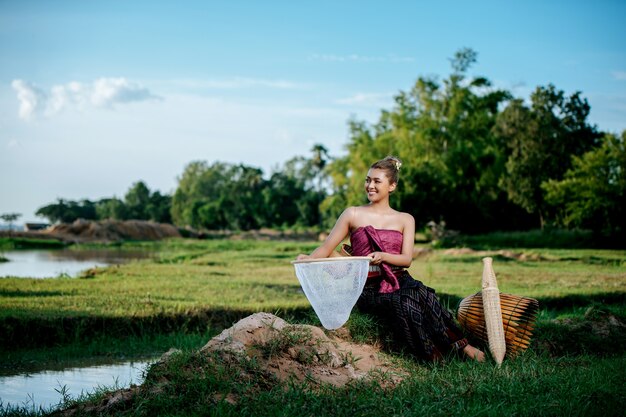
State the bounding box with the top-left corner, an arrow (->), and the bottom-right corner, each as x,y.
410,248 -> 626,304
0,240 -> 624,349
0,239 -> 319,348
115,351 -> 626,416
4,350 -> 622,417
0,237 -> 625,416
0,237 -> 67,250
2,241 -> 623,319
4,239 -> 316,319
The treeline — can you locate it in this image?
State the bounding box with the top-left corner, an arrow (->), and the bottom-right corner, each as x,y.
171,152 -> 327,230
34,49 -> 625,239
35,150 -> 328,231
36,181 -> 172,224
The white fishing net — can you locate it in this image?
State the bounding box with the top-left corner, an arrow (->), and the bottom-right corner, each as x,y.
292,256 -> 371,330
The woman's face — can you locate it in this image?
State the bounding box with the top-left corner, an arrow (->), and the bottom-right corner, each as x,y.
365,168 -> 396,202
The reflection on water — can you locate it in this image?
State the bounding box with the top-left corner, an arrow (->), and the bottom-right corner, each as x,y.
0,360 -> 152,412
0,249 -> 154,278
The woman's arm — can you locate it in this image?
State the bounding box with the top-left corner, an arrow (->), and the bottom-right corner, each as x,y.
369,213 -> 415,267
296,208 -> 353,260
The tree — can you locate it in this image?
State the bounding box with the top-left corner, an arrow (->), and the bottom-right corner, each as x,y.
262,154 -> 328,229
172,161 -> 268,230
34,182 -> 172,224
310,143 -> 331,192
147,191 -> 172,223
543,131 -> 626,237
171,161 -> 216,227
121,182 -> 172,222
224,164 -> 266,230
124,181 -> 151,220
325,48 -> 515,233
1,213 -> 21,231
36,199 -> 97,223
262,170 -> 305,227
494,85 -> 601,227
95,197 -> 128,220
171,153 -> 331,230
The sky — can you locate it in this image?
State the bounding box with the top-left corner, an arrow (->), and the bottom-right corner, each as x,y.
1,0 -> 625,223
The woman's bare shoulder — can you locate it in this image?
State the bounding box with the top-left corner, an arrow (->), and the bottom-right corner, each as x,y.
337,206 -> 361,226
340,206 -> 361,217
398,211 -> 415,226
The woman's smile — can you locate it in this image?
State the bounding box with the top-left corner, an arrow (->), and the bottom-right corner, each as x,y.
365,168 -> 393,200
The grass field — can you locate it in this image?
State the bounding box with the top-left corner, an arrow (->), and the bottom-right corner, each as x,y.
0,237 -> 625,416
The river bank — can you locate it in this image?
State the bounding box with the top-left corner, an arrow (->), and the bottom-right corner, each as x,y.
0,220 -> 181,245
0,220 -> 322,246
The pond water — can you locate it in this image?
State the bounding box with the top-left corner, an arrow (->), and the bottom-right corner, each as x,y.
0,249 -> 154,278
0,359 -> 152,412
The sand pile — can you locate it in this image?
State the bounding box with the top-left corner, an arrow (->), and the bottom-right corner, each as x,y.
46,219 -> 181,243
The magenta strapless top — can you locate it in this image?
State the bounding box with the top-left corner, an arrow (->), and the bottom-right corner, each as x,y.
350,226 -> 402,293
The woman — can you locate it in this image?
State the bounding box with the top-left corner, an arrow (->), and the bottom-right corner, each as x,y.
297,156 -> 485,362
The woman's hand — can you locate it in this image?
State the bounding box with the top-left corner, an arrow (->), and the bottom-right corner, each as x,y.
296,254 -> 310,261
369,251 -> 384,265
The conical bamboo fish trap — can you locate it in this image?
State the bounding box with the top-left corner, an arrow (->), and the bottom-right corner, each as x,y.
481,257 -> 506,364
458,259 -> 539,359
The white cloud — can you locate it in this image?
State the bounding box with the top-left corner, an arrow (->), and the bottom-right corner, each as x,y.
309,54 -> 415,63
612,71 -> 626,81
11,80 -> 46,120
91,78 -> 159,107
336,92 -> 394,107
11,78 -> 160,120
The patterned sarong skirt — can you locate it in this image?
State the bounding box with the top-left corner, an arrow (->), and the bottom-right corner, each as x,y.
356,271 -> 468,361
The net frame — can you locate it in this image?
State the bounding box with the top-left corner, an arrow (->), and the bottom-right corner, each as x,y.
291,256 -> 371,330
291,256 -> 372,265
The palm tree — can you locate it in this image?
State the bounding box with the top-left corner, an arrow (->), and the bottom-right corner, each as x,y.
1,213 -> 22,235
310,143 -> 330,193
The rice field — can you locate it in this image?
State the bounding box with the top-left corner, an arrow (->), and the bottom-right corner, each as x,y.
0,237 -> 624,416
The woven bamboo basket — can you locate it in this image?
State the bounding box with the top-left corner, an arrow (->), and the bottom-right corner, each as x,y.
457,291 -> 539,358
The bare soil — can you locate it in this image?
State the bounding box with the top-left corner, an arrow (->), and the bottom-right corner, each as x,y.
199,312 -> 406,387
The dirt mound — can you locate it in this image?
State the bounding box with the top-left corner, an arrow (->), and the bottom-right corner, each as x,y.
57,313 -> 406,416
45,219 -> 181,243
199,312 -> 405,387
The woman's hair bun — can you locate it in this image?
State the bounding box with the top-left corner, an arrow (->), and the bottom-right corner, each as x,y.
370,156 -> 402,184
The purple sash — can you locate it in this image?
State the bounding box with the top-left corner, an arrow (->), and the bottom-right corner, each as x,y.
350,226 -> 401,293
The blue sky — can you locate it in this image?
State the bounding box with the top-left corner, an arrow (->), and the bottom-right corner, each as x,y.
1,0 -> 625,222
